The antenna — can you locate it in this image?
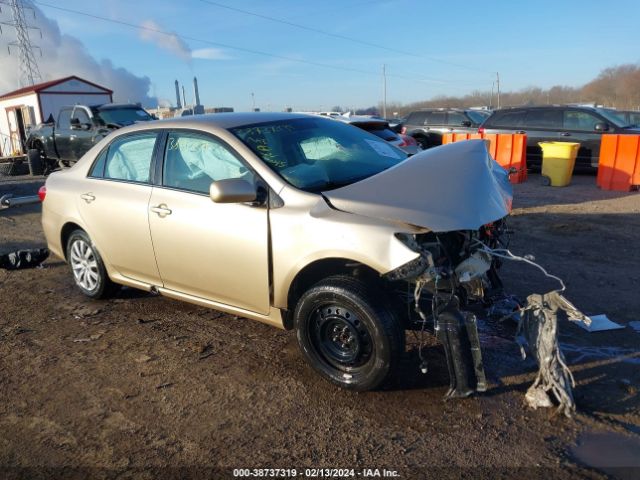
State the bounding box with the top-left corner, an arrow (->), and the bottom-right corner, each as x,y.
0,0 -> 42,87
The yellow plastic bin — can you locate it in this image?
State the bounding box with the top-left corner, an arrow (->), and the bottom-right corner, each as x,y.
538,142 -> 580,187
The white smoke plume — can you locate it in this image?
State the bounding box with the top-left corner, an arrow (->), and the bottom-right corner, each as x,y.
139,19 -> 191,62
0,3 -> 157,107
138,20 -> 228,61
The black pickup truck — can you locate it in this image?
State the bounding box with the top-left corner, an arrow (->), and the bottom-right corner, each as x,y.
26,103 -> 154,172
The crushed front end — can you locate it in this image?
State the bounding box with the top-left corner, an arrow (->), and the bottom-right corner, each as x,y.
385,219 -> 513,398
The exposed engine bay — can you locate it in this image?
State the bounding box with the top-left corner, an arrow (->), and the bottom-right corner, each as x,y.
384,219 -> 579,417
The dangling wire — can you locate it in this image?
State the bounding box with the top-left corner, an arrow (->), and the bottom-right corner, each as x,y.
472,239 -> 566,293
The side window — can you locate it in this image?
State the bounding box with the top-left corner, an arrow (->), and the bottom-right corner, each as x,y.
524,110 -> 562,129
104,133 -> 157,183
488,110 -> 525,128
563,111 -> 601,131
163,132 -> 252,194
88,149 -> 107,178
72,108 -> 91,125
57,109 -> 72,129
424,112 -> 446,125
406,112 -> 427,125
447,112 -> 467,126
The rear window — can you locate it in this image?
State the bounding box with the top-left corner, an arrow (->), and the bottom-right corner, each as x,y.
484,110 -> 526,128
353,122 -> 399,141
466,110 -> 490,124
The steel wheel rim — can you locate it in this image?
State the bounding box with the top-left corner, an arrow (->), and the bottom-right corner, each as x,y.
70,239 -> 99,291
310,304 -> 373,372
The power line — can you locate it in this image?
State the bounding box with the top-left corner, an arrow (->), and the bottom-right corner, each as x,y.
197,0 -> 493,75
33,1 -> 480,87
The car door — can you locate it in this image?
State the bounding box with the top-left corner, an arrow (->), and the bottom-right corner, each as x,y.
77,131 -> 162,285
562,109 -> 607,168
54,108 -> 73,160
70,106 -> 95,161
520,109 -> 564,166
148,130 -> 270,315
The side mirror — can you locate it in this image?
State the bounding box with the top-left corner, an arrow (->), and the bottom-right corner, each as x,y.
209,178 -> 257,204
461,120 -> 472,127
594,122 -> 609,132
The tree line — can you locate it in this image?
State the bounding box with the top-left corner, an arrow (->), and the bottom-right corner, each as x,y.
346,63 -> 640,116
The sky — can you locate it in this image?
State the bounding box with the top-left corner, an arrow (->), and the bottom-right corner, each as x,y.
1,0 -> 639,111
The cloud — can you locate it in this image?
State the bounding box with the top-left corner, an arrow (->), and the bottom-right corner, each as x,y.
139,19 -> 192,62
0,3 -> 156,107
192,48 -> 229,60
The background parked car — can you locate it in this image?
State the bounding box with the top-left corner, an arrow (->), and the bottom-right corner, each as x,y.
479,105 -> 640,169
26,103 -> 154,171
335,115 -> 421,155
404,108 -> 490,149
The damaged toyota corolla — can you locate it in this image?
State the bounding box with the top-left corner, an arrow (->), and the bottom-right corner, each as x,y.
41,112 -> 516,395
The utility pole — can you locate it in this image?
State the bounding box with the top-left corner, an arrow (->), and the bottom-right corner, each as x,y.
490,80 -> 494,109
382,64 -> 387,118
0,0 -> 42,87
496,72 -> 500,110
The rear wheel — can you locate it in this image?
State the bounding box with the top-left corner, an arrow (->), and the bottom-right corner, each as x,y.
66,230 -> 119,299
294,275 -> 404,391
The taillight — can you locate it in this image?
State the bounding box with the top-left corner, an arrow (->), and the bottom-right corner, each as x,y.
38,185 -> 46,202
478,127 -> 485,134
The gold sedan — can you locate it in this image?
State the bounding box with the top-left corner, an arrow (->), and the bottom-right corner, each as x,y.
41,112 -> 512,392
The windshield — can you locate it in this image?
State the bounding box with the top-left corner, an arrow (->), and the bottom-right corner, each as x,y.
466,110 -> 490,124
596,108 -> 626,127
93,107 -> 153,126
230,117 -> 408,192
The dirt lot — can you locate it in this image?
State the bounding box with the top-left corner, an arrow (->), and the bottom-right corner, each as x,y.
1,173 -> 639,479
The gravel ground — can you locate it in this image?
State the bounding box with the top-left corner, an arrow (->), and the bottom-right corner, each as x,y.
0,173 -> 639,480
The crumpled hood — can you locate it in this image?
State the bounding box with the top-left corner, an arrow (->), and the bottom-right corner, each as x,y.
323,140 -> 513,232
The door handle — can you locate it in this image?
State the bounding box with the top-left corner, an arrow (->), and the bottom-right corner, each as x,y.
80,193 -> 95,203
515,130 -> 526,134
560,132 -> 571,136
150,204 -> 172,217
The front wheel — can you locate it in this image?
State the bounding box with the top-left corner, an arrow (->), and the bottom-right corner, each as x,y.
294,275 -> 404,391
66,230 -> 119,299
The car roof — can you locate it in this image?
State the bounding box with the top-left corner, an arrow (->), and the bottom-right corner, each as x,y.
93,103 -> 146,111
334,115 -> 388,125
114,112 -> 316,134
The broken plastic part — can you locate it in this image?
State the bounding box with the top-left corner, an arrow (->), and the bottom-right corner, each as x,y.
436,308 -> 480,399
454,250 -> 492,283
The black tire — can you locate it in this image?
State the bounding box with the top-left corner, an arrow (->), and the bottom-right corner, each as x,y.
27,149 -> 44,176
540,175 -> 551,186
66,229 -> 119,299
294,275 -> 404,391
